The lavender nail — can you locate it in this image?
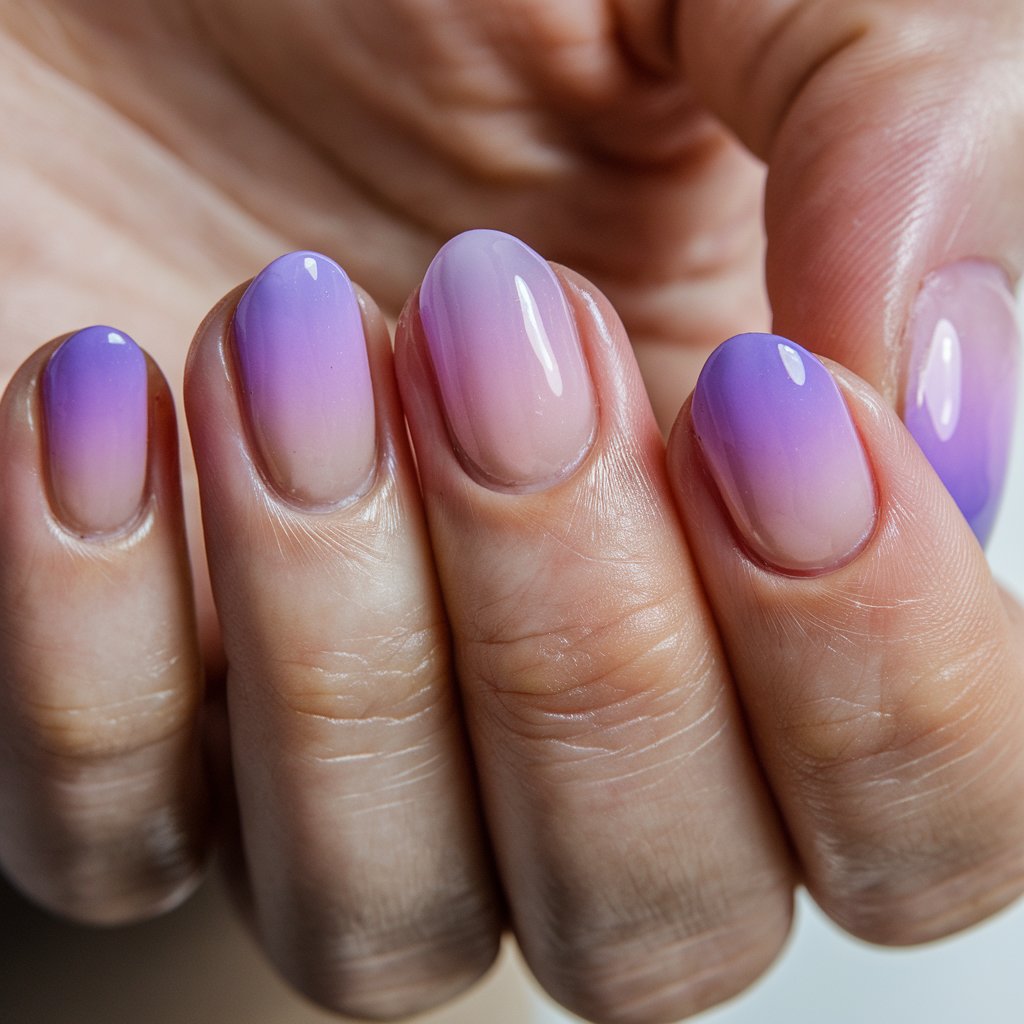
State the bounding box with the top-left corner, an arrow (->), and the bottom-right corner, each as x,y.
903,260 -> 1020,545
43,326 -> 149,535
692,333 -> 877,574
419,230 -> 597,490
233,251 -> 376,507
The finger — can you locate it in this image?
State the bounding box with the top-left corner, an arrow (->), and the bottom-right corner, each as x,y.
0,327 -> 207,924
680,0 -> 1024,542
184,253 -> 501,1019
396,230 -> 793,1024
668,332 -> 1024,944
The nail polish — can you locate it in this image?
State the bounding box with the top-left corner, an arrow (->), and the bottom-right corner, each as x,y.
233,251 -> 376,507
43,326 -> 149,535
903,261 -> 1019,545
418,229 -> 597,490
691,333 -> 877,574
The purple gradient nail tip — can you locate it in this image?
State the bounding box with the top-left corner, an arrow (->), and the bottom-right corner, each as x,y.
903,261 -> 1020,546
43,325 -> 149,535
233,251 -> 376,507
692,333 -> 877,574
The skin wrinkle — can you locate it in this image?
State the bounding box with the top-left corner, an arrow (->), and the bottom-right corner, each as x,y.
183,0 -> 774,358
577,892 -> 787,1014
0,34 -> 279,286
468,599 -> 694,706
243,449 -> 407,574
268,910 -> 496,1015
796,702 -> 1024,906
547,711 -> 732,794
329,757 -> 452,809
269,634 -> 444,687
491,683 -> 725,772
252,669 -> 448,731
277,834 -> 493,928
196,2 -> 522,244
528,851 -> 787,1023
811,828 -> 1024,940
4,7 -> 293,251
253,501 -> 391,576
751,557 -> 1006,773
284,907 -> 494,991
11,692 -> 196,764
326,4 -> 574,178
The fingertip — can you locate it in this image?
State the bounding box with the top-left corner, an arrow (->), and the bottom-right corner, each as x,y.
0,330 -> 208,927
667,332 -> 990,583
668,333 -> 1024,946
1,330 -> 183,545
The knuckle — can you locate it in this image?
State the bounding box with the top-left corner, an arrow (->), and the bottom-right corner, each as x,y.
532,876 -> 791,1024
6,818 -> 207,928
465,576 -> 699,703
802,741 -> 1024,944
777,639 -> 1012,783
817,839 -> 1024,945
762,628 -> 1024,945
257,617 -> 450,724
480,642 -> 730,788
19,684 -> 198,763
276,886 -> 500,1020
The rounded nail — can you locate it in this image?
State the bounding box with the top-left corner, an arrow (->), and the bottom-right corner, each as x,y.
418,229 -> 597,491
233,251 -> 377,508
43,326 -> 149,536
692,333 -> 877,574
902,260 -> 1020,546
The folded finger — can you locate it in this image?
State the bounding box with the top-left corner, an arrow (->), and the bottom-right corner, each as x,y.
396,231 -> 794,1024
184,254 -> 500,1018
668,332 -> 1024,944
0,328 -> 207,924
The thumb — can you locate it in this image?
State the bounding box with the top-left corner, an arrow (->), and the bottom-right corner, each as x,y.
680,0 -> 1023,543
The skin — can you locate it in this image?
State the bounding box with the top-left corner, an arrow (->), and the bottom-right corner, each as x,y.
1,2 -> 1024,1022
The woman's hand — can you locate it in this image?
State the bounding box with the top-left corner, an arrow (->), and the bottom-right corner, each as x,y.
3,0 -> 1022,620
1,2 -> 1024,1022
2,236 -> 1024,1024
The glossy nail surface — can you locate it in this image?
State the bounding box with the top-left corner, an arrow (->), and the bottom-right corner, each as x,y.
43,326 -> 149,535
903,260 -> 1019,545
419,229 -> 597,490
692,333 -> 876,574
233,251 -> 376,507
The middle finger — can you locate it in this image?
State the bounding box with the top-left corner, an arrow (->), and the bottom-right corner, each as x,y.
395,229 -> 793,1024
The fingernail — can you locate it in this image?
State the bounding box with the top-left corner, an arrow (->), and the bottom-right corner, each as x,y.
692,333 -> 877,574
233,251 -> 376,507
418,229 -> 597,490
902,260 -> 1020,545
43,326 -> 149,535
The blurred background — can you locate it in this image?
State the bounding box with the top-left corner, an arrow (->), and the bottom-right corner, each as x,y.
3,292 -> 1023,1023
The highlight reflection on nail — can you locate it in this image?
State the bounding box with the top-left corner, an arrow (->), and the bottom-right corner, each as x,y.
691,333 -> 877,574
43,326 -> 149,535
903,261 -> 1019,545
418,229 -> 597,491
233,251 -> 376,507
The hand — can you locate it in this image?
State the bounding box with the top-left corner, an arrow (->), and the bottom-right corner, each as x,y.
3,0 -> 1022,626
1,2 -> 1023,1023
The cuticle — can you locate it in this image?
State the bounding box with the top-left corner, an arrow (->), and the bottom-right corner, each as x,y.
454,412 -> 600,496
